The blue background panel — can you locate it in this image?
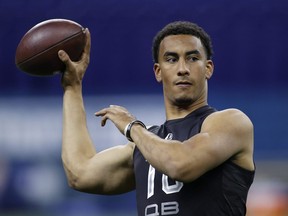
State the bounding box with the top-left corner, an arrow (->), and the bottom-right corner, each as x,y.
0,0 -> 288,215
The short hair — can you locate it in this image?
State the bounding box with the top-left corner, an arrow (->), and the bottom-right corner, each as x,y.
152,21 -> 213,63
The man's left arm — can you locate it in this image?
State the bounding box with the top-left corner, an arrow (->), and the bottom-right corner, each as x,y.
130,108 -> 254,182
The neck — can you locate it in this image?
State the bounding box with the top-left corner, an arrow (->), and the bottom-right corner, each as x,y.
165,100 -> 208,120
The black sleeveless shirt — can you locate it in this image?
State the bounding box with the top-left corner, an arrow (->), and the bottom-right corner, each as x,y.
133,105 -> 255,216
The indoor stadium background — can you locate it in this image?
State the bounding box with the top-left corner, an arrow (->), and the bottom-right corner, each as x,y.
0,0 -> 287,215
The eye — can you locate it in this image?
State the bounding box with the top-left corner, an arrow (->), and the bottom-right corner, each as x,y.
165,56 -> 178,63
187,55 -> 199,62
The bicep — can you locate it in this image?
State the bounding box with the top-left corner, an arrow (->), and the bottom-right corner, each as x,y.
181,109 -> 253,180
73,143 -> 136,194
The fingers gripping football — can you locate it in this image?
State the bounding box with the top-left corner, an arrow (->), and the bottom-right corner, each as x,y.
59,28 -> 91,89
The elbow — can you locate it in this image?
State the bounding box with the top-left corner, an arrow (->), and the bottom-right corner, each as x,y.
67,178 -> 80,190
166,161 -> 203,183
67,178 -> 88,192
65,170 -> 81,190
62,158 -> 104,194
64,167 -> 94,192
62,163 -> 82,191
62,157 -> 86,191
165,161 -> 198,183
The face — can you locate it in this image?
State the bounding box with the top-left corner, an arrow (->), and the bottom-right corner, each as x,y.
154,34 -> 214,108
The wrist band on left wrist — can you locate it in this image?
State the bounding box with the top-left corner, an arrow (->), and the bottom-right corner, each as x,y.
124,120 -> 146,142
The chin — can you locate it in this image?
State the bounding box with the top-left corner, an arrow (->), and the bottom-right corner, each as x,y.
174,97 -> 194,107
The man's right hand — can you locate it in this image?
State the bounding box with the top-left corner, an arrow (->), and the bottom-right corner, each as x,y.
58,28 -> 91,90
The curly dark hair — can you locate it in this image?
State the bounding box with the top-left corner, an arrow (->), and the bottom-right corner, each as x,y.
152,21 -> 213,63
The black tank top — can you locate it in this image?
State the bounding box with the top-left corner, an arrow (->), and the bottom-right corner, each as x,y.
133,105 -> 255,216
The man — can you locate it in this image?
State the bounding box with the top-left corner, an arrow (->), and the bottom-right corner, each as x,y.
58,21 -> 255,215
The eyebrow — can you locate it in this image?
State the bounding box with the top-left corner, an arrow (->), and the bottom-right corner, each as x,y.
163,50 -> 201,57
186,50 -> 200,55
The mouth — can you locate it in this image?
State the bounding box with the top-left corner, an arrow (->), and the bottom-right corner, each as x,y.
175,80 -> 192,87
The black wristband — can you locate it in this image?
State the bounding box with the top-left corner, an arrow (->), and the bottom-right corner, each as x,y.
124,120 -> 146,142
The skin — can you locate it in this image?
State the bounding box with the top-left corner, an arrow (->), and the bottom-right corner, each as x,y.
59,29 -> 254,195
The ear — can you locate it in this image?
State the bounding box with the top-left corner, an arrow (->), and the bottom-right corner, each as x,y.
205,60 -> 214,80
154,63 -> 162,83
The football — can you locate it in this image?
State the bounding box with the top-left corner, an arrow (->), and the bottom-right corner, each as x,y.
15,19 -> 86,76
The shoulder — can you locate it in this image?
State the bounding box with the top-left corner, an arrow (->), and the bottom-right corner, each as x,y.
204,108 -> 254,166
201,108 -> 254,153
203,108 -> 253,132
201,108 -> 254,170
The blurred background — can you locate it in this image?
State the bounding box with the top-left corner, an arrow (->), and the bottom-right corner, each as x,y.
0,0 -> 288,215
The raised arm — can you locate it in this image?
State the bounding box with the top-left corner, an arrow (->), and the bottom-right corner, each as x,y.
59,29 -> 135,194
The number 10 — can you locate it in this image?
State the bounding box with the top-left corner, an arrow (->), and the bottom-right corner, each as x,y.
147,165 -> 184,199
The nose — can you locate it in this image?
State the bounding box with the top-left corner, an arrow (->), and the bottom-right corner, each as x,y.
177,59 -> 190,76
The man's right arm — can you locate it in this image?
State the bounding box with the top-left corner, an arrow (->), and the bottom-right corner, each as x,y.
60,29 -> 135,195
62,87 -> 135,194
